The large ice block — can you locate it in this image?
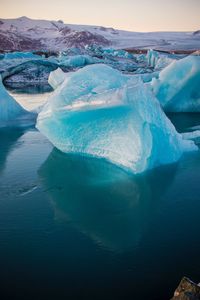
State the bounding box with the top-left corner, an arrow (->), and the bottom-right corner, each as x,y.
36,64 -> 197,173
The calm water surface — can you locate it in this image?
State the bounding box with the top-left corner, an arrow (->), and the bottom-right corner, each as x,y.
0,94 -> 200,299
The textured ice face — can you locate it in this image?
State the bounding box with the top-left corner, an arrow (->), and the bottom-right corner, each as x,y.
152,55 -> 200,112
36,64 -> 196,174
46,64 -> 130,108
147,49 -> 176,70
58,48 -> 139,73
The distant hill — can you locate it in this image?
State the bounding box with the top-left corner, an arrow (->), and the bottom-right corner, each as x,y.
0,16 -> 200,51
193,30 -> 200,36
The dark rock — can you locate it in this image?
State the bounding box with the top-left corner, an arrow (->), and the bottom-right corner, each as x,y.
0,17 -> 111,51
0,31 -> 43,51
62,30 -> 110,48
60,26 -> 71,35
171,277 -> 200,299
193,30 -> 200,36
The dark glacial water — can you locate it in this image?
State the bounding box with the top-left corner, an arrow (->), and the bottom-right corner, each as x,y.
0,112 -> 200,299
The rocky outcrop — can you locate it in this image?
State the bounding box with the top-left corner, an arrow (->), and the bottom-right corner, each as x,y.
0,31 -> 43,51
171,277 -> 200,299
62,31 -> 110,48
193,30 -> 200,36
0,18 -> 110,51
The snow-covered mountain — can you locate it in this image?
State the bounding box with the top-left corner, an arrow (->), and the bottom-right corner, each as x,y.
0,16 -> 200,51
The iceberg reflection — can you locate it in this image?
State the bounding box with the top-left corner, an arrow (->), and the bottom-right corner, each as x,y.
39,149 -> 177,253
0,128 -> 24,173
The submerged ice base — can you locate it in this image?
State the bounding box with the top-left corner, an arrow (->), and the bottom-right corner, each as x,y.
36,64 -> 197,174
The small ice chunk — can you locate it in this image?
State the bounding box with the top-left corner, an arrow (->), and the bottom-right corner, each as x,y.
182,130 -> 200,141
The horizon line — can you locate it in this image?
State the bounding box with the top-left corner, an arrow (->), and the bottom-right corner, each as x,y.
0,15 -> 199,33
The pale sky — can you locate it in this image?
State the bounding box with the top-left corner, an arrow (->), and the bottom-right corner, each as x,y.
0,0 -> 200,32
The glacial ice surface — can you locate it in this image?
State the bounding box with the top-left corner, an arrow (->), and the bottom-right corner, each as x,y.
59,55 -> 99,68
152,55 -> 200,112
36,64 -> 197,173
3,51 -> 40,60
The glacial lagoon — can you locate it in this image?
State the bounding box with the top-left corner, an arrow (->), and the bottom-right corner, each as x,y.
0,88 -> 200,299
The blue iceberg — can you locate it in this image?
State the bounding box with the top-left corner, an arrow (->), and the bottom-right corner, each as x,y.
3,51 -> 40,60
0,76 -> 35,127
36,64 -> 197,174
152,55 -> 200,112
59,54 -> 99,68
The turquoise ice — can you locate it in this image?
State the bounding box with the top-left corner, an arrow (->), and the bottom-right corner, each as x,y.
0,76 -> 35,127
152,55 -> 200,112
147,49 -> 177,70
36,64 -> 197,173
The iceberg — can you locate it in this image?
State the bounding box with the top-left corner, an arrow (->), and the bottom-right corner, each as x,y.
85,45 -> 134,60
152,55 -> 200,112
59,55 -> 99,68
2,60 -> 60,84
36,64 -> 197,174
147,49 -> 177,70
3,51 -> 40,60
0,76 -> 35,127
103,48 -> 133,59
48,67 -> 69,89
